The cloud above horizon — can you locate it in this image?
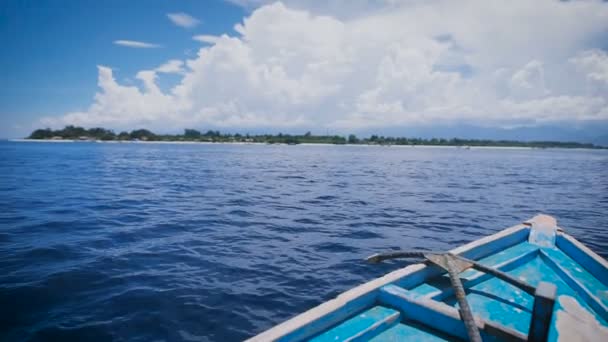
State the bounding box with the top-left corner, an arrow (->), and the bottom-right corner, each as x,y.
113,40 -> 161,48
45,0 -> 608,133
167,12 -> 200,28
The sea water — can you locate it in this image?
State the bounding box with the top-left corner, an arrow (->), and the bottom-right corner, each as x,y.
1,141 -> 606,341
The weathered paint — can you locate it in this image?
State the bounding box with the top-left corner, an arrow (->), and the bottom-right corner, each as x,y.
556,233 -> 608,286
378,284 -> 474,340
452,276 -> 534,334
309,306 -> 400,342
378,284 -> 526,341
409,233 -> 539,299
539,250 -> 608,319
453,224 -> 530,260
527,214 -> 558,247
248,265 -> 424,342
369,322 -> 451,342
277,291 -> 378,341
555,295 -> 608,342
528,282 -> 556,342
419,244 -> 539,302
247,216 -> 608,342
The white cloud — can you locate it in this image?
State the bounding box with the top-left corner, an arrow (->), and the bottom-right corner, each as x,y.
193,35 -> 222,44
167,12 -> 200,28
225,0 -> 404,19
155,59 -> 185,74
511,60 -> 544,90
46,1 -> 608,132
571,49 -> 608,84
41,65 -> 177,129
113,40 -> 161,48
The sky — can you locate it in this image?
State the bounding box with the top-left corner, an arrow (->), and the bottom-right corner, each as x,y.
1,0 -> 608,143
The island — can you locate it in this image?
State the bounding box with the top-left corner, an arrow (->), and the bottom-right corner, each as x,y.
26,125 -> 605,149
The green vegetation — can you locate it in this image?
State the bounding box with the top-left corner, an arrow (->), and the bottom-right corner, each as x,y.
27,125 -> 604,149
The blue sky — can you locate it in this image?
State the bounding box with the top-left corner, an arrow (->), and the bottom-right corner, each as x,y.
0,0 -> 244,137
1,0 -> 608,143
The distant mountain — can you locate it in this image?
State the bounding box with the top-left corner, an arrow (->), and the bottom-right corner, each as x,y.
358,123 -> 608,147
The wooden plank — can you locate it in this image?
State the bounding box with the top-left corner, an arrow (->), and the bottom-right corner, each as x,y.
309,306 -> 400,342
428,246 -> 538,301
378,284 -> 527,341
539,250 -> 608,320
277,291 -> 377,342
528,282 -> 556,342
556,232 -> 608,286
452,224 -> 530,260
369,322 -> 452,341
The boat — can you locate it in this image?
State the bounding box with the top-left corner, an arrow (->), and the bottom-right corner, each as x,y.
248,215 -> 608,341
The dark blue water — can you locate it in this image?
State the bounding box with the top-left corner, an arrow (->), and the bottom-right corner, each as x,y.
1,141 -> 607,341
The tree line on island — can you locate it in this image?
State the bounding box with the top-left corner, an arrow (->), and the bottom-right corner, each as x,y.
27,125 -> 602,149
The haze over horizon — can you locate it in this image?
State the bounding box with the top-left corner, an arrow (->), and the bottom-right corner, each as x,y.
2,0 -> 608,144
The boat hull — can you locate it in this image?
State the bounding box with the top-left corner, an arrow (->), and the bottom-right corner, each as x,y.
248,215 -> 608,341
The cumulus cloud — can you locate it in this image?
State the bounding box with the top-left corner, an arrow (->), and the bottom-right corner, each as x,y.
155,59 -> 185,74
113,40 -> 161,48
41,66 -> 177,129
511,61 -> 545,90
167,12 -> 200,28
46,0 -> 608,132
571,49 -> 608,84
225,0 -> 404,19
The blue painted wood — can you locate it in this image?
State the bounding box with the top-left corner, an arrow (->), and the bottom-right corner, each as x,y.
542,247 -> 608,310
395,227 -> 530,291
460,241 -> 540,280
503,250 -> 607,341
379,284 -> 527,341
369,322 -> 452,341
278,291 -> 378,341
425,244 -> 539,303
393,265 -> 445,290
458,226 -> 529,261
556,234 -> 608,286
528,282 -> 556,342
309,306 -> 400,342
453,278 -> 534,334
539,250 -> 608,320
250,222 -> 608,342
378,284 -> 470,340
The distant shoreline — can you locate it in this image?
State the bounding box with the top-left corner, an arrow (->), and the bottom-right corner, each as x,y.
23,126 -> 606,149
9,138 -> 608,151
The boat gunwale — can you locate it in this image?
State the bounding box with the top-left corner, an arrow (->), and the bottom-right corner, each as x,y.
247,222 -> 531,341
555,232 -> 608,286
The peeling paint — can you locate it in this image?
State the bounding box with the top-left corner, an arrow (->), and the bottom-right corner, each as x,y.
250,217 -> 608,342
528,214 -> 558,247
556,296 -> 608,341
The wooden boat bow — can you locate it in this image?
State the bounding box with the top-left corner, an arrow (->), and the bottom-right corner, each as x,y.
248,215 -> 608,342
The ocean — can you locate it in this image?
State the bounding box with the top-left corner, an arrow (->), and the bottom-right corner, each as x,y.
1,141 -> 606,341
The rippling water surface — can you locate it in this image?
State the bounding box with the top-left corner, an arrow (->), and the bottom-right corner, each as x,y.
1,141 -> 607,341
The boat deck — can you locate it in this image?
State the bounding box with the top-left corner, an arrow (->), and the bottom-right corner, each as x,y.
309,240 -> 608,341
249,216 -> 608,342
